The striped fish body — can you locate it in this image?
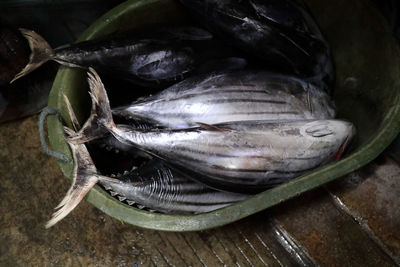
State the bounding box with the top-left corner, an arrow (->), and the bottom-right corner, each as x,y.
113,71 -> 335,129
109,119 -> 355,193
99,159 -> 249,214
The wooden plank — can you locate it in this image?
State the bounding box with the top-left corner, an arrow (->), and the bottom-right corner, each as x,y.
196,231 -> 238,266
182,232 -> 224,266
328,156 -> 400,264
272,189 -> 396,266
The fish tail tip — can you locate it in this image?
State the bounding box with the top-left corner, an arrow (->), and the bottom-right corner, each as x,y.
63,94 -> 81,131
45,220 -> 55,229
11,28 -> 54,83
87,68 -> 105,95
63,126 -> 76,137
85,67 -> 114,128
45,202 -> 71,229
9,73 -> 23,84
45,175 -> 98,229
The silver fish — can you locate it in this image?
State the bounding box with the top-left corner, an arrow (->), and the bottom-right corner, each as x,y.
99,159 -> 248,214
70,69 -> 355,193
46,136 -> 248,228
46,97 -> 248,227
10,25 -> 211,85
113,71 -> 336,129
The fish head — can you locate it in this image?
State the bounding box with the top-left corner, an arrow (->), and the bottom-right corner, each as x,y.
302,120 -> 356,160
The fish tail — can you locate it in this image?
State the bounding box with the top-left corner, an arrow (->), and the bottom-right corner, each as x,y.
11,28 -> 55,83
67,68 -> 115,144
46,131 -> 99,228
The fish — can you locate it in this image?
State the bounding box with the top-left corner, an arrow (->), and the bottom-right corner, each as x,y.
113,70 -> 336,129
69,69 -> 355,193
10,25 -> 246,86
178,0 -> 334,92
98,159 -> 249,214
45,103 -> 248,227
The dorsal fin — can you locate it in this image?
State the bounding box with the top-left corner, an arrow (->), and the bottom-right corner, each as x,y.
195,122 -> 230,132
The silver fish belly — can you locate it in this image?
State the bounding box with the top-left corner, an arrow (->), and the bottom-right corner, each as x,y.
109,119 -> 354,192
113,71 -> 335,128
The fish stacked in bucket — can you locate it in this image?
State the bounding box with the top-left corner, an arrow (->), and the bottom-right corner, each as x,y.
12,0 -> 355,227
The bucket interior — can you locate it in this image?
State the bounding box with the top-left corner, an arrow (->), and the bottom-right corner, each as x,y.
46,0 -> 400,231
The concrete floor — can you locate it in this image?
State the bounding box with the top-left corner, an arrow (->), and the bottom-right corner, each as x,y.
1,115 -> 399,266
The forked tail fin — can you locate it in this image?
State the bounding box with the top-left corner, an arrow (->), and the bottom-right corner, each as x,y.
11,28 -> 55,83
46,127 -> 99,228
46,96 -> 119,228
67,67 -> 115,144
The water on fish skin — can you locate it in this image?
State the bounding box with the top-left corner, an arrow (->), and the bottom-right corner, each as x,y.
179,0 -> 334,92
113,71 -> 336,129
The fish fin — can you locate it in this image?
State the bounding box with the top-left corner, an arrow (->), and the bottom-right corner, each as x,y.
11,28 -> 54,83
46,173 -> 97,228
46,137 -> 98,228
96,175 -> 120,184
67,68 -> 114,144
63,126 -> 76,137
63,94 -> 81,131
195,122 -> 230,132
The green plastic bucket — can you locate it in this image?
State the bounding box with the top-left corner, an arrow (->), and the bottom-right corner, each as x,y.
46,0 -> 400,231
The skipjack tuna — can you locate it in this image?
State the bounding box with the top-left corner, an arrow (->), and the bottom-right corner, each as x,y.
179,0 -> 334,92
99,159 -> 248,214
11,25 -> 244,86
113,70 -> 335,128
69,69 -> 355,193
46,126 -> 248,228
